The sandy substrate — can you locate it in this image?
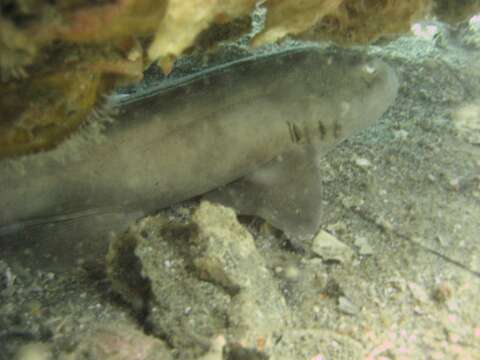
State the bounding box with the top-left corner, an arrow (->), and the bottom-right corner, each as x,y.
1,21 -> 480,360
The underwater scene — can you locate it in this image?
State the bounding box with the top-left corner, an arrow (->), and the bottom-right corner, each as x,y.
1,1 -> 480,359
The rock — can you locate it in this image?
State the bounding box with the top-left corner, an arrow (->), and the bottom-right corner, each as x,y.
68,325 -> 172,360
338,296 -> 360,316
192,202 -> 290,350
191,201 -> 265,290
354,157 -> 372,168
326,221 -> 348,235
394,129 -> 409,140
312,231 -> 354,263
254,0 -> 434,46
198,336 -> 226,360
0,260 -> 15,291
354,236 -> 375,256
107,201 -> 289,359
452,102 -> 480,145
114,213 -> 231,359
408,282 -> 430,304
268,329 -> 365,359
15,343 -> 52,360
223,343 -> 269,360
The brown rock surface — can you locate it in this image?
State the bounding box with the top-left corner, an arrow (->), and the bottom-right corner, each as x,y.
1,0 -> 479,158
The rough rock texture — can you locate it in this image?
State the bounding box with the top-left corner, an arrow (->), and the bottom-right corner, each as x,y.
254,0 -> 431,46
1,0 -> 479,158
67,324 -> 172,360
107,202 -> 289,359
311,230 -> 354,263
0,1 -> 163,158
148,0 -> 256,61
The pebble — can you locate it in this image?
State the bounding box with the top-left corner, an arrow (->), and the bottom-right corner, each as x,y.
449,178 -> 460,191
338,296 -> 359,315
354,236 -> 374,256
393,129 -> 409,140
341,196 -> 364,209
312,231 -> 354,263
1,262 -> 15,289
408,282 -> 430,304
436,234 -> 450,246
45,272 -> 55,281
326,221 -> 347,234
354,157 -> 372,168
284,265 -> 300,280
15,342 -> 52,360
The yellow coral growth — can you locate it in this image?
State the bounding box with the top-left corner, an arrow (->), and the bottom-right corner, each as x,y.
1,0 -> 479,158
33,0 -> 168,44
148,0 -> 256,61
0,43 -> 143,158
254,0 -> 344,46
255,0 -> 433,46
0,68 -> 104,158
310,0 -> 433,44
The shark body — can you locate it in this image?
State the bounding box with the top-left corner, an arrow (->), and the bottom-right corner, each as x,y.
0,46 -> 398,261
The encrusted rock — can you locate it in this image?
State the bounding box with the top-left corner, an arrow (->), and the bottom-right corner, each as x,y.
107,201 -> 289,359
312,230 -> 354,263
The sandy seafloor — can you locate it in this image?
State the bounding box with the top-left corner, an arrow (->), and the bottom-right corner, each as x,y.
1,20 -> 480,360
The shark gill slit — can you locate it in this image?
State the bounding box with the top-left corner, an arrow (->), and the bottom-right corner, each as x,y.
318,120 -> 327,140
287,122 -> 304,144
333,119 -> 342,139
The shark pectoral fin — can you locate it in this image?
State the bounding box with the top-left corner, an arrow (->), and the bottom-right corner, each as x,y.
205,145 -> 323,246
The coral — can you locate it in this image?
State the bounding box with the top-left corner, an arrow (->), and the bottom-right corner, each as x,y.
253,0 -> 344,46
291,0 -> 432,45
0,0 -> 479,158
0,40 -> 143,158
147,0 -> 256,61
0,1 -> 164,158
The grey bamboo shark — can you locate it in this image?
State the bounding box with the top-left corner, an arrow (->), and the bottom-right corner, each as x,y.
0,45 -> 398,259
